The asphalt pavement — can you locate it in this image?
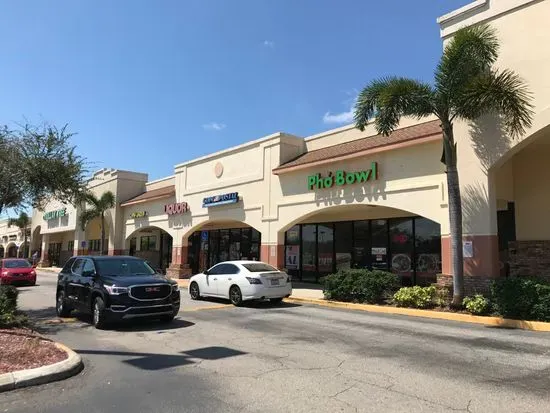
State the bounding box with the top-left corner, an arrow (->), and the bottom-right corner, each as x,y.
2,271 -> 550,412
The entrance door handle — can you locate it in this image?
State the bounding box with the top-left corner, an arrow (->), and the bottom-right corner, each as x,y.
228,278 -> 232,281
213,278 -> 218,281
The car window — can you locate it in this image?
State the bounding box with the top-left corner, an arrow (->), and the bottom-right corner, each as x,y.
225,264 -> 240,275
3,259 -> 32,269
61,258 -> 75,273
95,258 -> 156,276
242,263 -> 279,272
207,264 -> 224,275
82,259 -> 96,277
71,259 -> 84,276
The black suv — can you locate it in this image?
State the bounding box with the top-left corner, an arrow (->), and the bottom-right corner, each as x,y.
56,256 -> 180,329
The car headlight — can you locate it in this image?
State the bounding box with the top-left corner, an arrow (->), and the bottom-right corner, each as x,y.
104,285 -> 128,295
171,284 -> 179,292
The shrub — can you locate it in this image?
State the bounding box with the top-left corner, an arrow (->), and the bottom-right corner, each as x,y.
491,277 -> 550,321
393,286 -> 437,309
0,285 -> 24,327
463,294 -> 490,315
322,269 -> 399,304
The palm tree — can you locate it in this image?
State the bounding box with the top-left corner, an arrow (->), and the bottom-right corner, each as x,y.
79,191 -> 116,255
8,212 -> 31,258
354,24 -> 533,306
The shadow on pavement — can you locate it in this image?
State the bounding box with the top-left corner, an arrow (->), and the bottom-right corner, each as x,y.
76,346 -> 246,370
196,297 -> 302,309
111,318 -> 195,332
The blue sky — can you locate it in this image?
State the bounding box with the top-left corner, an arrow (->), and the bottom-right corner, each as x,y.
0,0 -> 470,182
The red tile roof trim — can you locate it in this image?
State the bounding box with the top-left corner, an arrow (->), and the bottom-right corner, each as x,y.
273,120 -> 442,175
120,185 -> 176,207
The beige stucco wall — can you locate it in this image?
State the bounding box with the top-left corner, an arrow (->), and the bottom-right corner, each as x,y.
440,0 -> 550,238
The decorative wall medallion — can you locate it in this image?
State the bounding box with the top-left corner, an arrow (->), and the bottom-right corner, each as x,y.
214,162 -> 224,178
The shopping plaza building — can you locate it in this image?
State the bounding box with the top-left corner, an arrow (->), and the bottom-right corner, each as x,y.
4,0 -> 550,292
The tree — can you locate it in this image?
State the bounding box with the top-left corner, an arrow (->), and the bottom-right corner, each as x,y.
79,191 -> 116,256
354,24 -> 533,306
8,212 -> 31,258
0,123 -> 87,215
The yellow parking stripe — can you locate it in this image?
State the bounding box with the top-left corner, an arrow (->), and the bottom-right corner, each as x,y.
42,317 -> 79,324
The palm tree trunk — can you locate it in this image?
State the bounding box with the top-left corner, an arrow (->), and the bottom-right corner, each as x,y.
442,122 -> 465,306
24,225 -> 28,258
100,213 -> 105,256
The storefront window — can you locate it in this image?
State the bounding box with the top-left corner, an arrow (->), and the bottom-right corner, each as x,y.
241,228 -> 251,260
285,225 -> 300,278
219,230 -> 230,262
140,236 -> 157,252
414,218 -> 441,286
208,230 -> 219,267
250,229 -> 260,261
335,222 -> 353,271
230,229 -> 241,260
389,218 -> 414,285
353,220 -> 370,269
318,223 -> 334,275
371,220 -> 388,271
301,224 -> 317,282
129,238 -> 136,256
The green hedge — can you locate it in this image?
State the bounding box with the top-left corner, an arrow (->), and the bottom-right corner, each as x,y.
0,285 -> 25,327
491,277 -> 550,321
322,269 -> 399,304
393,286 -> 437,309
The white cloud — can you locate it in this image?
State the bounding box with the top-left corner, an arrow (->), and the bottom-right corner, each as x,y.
323,93 -> 358,125
263,40 -> 275,48
202,122 -> 226,131
322,108 -> 354,125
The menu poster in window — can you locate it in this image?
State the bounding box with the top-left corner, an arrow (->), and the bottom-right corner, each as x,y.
286,229 -> 300,244
391,253 -> 412,273
371,247 -> 387,269
318,253 -> 333,272
285,245 -> 300,269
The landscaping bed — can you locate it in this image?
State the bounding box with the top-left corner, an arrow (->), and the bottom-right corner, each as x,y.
321,269 -> 550,322
0,328 -> 67,374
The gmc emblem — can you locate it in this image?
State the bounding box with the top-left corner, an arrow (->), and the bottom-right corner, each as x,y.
145,287 -> 161,292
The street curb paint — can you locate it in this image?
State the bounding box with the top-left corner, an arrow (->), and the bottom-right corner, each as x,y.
0,342 -> 83,393
284,297 -> 550,332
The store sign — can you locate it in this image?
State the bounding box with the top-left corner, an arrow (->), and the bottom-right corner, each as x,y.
130,211 -> 147,219
165,202 -> 189,215
307,162 -> 378,190
43,208 -> 66,220
202,192 -> 239,208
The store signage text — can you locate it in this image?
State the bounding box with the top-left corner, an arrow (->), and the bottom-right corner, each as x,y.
43,208 -> 67,220
307,162 -> 378,190
130,211 -> 147,219
165,202 -> 189,215
202,192 -> 239,208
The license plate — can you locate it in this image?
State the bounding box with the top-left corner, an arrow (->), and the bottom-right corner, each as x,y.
271,279 -> 279,286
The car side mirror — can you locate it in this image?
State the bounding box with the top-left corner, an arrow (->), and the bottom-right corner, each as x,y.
204,270 -> 209,275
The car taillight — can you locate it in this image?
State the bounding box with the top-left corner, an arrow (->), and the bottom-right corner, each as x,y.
246,277 -> 262,285
30,270 -> 36,276
2,271 -> 11,277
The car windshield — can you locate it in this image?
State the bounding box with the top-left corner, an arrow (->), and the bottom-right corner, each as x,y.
95,259 -> 156,276
242,263 -> 279,272
3,259 -> 32,269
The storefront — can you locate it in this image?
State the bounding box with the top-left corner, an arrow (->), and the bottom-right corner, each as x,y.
284,217 -> 441,284
187,227 -> 261,274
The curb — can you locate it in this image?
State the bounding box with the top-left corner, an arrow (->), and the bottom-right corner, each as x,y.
285,297 -> 550,332
0,342 -> 83,393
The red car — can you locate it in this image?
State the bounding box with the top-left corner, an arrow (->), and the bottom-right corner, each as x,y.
0,259 -> 37,286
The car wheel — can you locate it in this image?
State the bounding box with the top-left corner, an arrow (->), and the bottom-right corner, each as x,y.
189,282 -> 201,300
92,296 -> 108,329
229,285 -> 243,306
269,297 -> 284,305
56,290 -> 72,317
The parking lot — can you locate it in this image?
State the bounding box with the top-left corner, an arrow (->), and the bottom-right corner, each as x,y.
2,271 -> 550,413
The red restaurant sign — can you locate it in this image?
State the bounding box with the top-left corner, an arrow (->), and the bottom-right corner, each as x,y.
165,202 -> 189,215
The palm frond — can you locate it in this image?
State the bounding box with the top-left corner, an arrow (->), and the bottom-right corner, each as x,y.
98,191 -> 115,210
79,209 -> 99,231
436,24 -> 499,106
455,69 -> 534,137
355,77 -> 435,135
